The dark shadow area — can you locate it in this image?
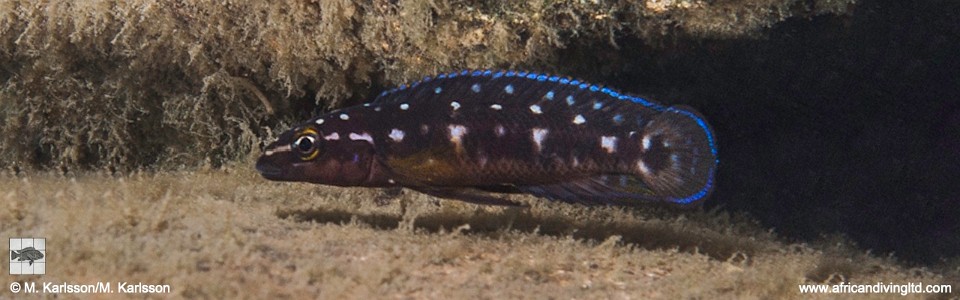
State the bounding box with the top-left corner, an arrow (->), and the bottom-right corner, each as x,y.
277,206 -> 763,262
561,0 -> 959,264
274,0 -> 959,266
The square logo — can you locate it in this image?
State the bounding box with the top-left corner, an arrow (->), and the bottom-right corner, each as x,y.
10,238 -> 45,275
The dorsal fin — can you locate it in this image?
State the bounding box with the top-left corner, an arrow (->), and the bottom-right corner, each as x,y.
372,69 -> 665,109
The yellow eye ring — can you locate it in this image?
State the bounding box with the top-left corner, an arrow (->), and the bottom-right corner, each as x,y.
294,128 -> 321,161
301,128 -> 318,136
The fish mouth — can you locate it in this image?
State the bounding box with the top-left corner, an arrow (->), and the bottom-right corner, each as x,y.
255,158 -> 284,178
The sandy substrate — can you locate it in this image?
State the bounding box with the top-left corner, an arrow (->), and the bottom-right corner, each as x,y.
1,163 -> 955,299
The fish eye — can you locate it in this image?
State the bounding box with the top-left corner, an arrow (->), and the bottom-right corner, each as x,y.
294,135 -> 315,153
292,130 -> 321,160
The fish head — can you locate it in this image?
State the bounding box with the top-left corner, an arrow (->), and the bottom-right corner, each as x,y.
256,121 -> 387,187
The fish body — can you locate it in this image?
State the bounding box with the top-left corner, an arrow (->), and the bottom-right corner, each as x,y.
11,247 -> 43,265
257,70 -> 717,206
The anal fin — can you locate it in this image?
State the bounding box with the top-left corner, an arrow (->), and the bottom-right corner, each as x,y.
409,187 -> 524,206
519,175 -> 679,206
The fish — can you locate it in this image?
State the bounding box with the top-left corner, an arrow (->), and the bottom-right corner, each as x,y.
11,247 -> 44,265
256,70 -> 717,206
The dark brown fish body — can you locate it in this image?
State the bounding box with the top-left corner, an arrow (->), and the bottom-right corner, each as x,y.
257,70 -> 717,206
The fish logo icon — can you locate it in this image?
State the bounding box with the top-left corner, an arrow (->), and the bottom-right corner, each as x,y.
9,238 -> 46,275
11,246 -> 44,265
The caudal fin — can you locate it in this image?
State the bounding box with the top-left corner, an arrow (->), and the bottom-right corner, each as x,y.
634,106 -> 718,205
518,106 -> 717,207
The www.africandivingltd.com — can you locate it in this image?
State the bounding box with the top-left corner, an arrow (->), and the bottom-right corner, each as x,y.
799,281 -> 952,296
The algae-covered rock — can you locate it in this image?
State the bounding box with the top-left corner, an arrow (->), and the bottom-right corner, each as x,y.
0,0 -> 853,170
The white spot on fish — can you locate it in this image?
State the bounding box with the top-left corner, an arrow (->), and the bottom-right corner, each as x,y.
448,124 -> 468,151
478,153 -> 488,168
451,101 -> 461,111
545,91 -> 555,100
400,103 -> 410,110
637,160 -> 651,175
449,125 -> 467,139
566,95 -> 575,106
593,101 -> 603,110
349,132 -> 374,144
529,104 -> 542,114
363,103 -> 371,107
601,136 -> 617,153
471,83 -> 481,93
435,87 -> 442,94
374,106 -> 382,112
315,118 -> 325,125
642,135 -> 651,151
504,84 -> 514,94
670,153 -> 680,166
388,179 -> 396,184
495,125 -> 506,137
324,132 -> 340,141
490,104 -> 503,110
389,129 -> 405,142
573,114 -> 586,125
531,128 -> 549,153
420,124 -> 430,135
339,113 -> 350,120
